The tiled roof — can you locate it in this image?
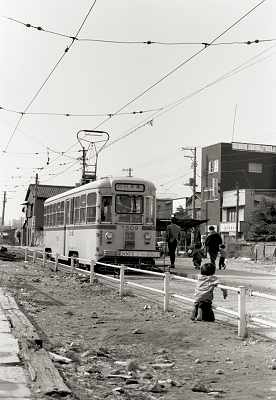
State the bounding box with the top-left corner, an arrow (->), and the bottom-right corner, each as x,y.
25,184 -> 74,201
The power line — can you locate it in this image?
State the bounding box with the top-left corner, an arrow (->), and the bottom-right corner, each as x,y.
12,1 -> 268,182
5,16 -> 275,47
90,0 -> 268,132
3,0 -> 97,153
105,41 -> 276,151
0,105 -> 163,118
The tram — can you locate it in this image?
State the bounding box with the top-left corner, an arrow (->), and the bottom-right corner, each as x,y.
43,176 -> 160,267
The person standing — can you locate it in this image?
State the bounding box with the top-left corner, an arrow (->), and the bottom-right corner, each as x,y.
218,244 -> 227,270
166,216 -> 181,268
204,225 -> 222,267
191,262 -> 227,321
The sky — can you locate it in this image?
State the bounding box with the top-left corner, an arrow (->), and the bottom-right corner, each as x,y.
0,0 -> 275,223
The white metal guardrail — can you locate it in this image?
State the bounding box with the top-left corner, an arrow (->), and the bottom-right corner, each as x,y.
22,247 -> 276,339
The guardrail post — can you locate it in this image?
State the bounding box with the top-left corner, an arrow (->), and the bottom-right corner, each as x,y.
24,248 -> 28,264
238,286 -> 248,338
32,250 -> 36,264
119,266 -> 125,299
54,254 -> 59,272
90,260 -> 96,284
71,256 -> 75,274
42,250 -> 46,267
163,272 -> 170,312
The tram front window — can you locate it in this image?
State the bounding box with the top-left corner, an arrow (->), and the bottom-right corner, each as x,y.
116,195 -> 143,214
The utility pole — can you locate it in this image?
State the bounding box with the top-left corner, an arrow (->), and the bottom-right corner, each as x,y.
235,182 -> 239,240
32,173 -> 39,246
181,147 -> 197,245
122,168 -> 133,177
1,191 -> 7,226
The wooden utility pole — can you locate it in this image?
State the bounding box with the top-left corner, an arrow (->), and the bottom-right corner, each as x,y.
32,173 -> 39,246
181,147 -> 197,245
1,191 -> 7,226
235,182 -> 239,240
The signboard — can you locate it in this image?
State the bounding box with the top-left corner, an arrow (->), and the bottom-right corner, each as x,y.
115,183 -> 145,192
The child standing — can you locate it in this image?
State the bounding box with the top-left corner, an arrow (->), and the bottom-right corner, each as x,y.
192,243 -> 205,270
191,262 -> 227,322
219,244 -> 227,270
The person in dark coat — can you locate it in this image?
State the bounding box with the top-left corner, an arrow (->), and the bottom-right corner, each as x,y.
166,216 -> 181,268
204,226 -> 222,267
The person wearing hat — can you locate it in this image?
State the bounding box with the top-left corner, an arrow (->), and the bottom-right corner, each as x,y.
166,216 -> 181,268
204,225 -> 222,267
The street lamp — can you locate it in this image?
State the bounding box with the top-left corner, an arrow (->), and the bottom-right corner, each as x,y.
76,129 -> 109,184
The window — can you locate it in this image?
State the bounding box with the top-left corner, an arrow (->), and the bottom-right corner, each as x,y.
208,159 -> 219,173
101,196 -> 112,222
116,195 -> 143,214
65,200 -> 70,225
70,198 -> 74,224
248,162 -> 263,173
74,197 -> 80,224
87,192 -> 97,223
80,194 -> 86,224
227,208 -> 236,222
145,196 -> 154,224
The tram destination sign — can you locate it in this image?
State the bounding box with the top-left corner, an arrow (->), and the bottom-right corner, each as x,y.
115,183 -> 145,192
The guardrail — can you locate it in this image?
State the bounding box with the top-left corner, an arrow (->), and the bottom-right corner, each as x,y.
22,247 -> 276,339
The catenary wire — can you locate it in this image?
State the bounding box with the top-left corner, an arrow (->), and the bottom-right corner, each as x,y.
46,0 -> 269,170
90,0 -> 269,132
0,105 -> 164,118
5,0 -> 269,186
3,0 -> 97,153
105,42 -> 276,151
42,28 -> 275,183
4,16 -> 275,47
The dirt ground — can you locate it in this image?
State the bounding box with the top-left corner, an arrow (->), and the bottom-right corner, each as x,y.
1,255 -> 276,400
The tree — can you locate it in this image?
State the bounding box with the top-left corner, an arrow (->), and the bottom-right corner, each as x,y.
247,198 -> 276,241
174,205 -> 188,219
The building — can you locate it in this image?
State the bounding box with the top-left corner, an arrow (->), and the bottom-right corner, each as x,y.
185,192 -> 201,219
22,184 -> 73,246
156,198 -> 173,220
201,141 -> 276,235
220,189 -> 276,240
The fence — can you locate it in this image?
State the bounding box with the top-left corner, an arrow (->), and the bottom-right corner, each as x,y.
23,247 -> 276,339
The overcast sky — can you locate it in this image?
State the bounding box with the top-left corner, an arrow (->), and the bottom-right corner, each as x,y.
1,0 -> 275,223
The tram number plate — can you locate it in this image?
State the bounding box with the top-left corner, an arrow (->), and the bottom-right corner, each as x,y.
119,250 -> 158,257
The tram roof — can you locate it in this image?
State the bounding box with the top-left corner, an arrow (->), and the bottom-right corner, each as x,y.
44,176 -> 156,203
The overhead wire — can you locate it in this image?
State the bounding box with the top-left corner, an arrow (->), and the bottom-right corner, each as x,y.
2,0 -> 269,187
105,42 -> 276,150
3,0 -> 97,153
4,15 -> 275,47
0,105 -> 164,118
43,0 -> 269,172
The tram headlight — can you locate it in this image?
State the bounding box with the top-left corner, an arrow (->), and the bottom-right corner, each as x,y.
144,232 -> 151,244
105,231 -> 113,243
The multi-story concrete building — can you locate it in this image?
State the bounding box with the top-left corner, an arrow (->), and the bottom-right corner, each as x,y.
220,189 -> 276,240
201,142 -> 276,236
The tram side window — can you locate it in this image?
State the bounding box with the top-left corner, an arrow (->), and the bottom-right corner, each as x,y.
70,198 -> 74,224
53,203 -> 57,226
101,196 -> 112,222
60,201 -> 65,225
80,195 -> 86,224
65,200 -> 70,225
87,192 -> 97,223
74,197 -> 80,224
